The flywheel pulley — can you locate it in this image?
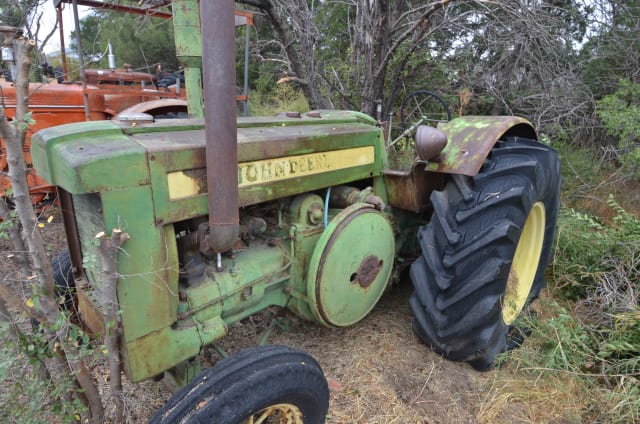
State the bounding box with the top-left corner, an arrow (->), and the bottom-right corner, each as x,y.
307,203 -> 395,327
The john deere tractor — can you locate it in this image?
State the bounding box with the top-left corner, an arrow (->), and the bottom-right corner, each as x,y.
31,0 -> 560,422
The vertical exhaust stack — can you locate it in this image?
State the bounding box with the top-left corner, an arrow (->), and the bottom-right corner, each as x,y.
199,0 -> 239,256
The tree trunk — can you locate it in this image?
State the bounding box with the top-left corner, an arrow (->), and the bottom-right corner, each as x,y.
0,296 -> 20,341
0,34 -> 105,424
96,229 -> 130,423
240,0 -> 333,109
354,0 -> 455,117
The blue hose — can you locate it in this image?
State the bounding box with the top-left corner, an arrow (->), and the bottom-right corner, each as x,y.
324,187 -> 332,228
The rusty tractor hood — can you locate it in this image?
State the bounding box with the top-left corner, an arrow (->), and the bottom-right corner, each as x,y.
31,110 -> 384,223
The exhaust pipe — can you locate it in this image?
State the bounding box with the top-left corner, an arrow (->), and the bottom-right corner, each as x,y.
199,0 -> 239,256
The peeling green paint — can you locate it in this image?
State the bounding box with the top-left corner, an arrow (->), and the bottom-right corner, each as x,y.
428,115 -> 536,175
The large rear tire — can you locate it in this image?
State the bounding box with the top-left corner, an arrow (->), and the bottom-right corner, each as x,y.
150,345 -> 329,424
409,137 -> 561,370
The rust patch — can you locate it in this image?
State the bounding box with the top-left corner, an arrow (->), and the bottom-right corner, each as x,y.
383,163 -> 446,212
351,255 -> 383,289
430,116 -> 537,176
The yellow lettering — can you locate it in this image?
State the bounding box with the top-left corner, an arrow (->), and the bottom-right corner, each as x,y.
237,166 -> 244,185
261,162 -> 273,181
239,147 -> 374,188
246,164 -> 258,182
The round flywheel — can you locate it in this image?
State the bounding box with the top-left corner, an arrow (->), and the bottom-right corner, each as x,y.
307,203 -> 395,327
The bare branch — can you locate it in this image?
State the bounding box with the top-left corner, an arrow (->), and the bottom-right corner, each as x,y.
96,228 -> 130,423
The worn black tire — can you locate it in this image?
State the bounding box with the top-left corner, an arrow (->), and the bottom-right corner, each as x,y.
52,249 -> 76,313
31,250 -> 76,328
409,137 -> 561,371
149,345 -> 329,424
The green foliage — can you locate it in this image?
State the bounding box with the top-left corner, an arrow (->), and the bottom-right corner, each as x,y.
596,79 -> 640,176
249,84 -> 309,116
0,322 -> 87,423
0,217 -> 14,241
16,111 -> 36,132
553,195 -> 640,299
582,2 -> 640,97
75,10 -> 179,71
0,0 -> 41,28
598,310 -> 640,375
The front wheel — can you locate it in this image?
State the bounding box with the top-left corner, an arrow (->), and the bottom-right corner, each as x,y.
150,345 -> 329,424
409,137 -> 561,370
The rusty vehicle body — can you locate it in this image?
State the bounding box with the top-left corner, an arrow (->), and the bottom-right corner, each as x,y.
2,0 -> 252,207
0,71 -> 186,205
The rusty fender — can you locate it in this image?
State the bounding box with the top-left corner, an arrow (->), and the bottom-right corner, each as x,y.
429,115 -> 537,176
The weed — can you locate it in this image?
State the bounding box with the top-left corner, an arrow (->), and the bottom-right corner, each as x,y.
492,195 -> 640,423
0,320 -> 87,423
248,84 -> 310,116
597,78 -> 640,177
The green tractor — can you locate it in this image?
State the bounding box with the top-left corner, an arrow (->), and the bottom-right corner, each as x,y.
31,1 -> 560,422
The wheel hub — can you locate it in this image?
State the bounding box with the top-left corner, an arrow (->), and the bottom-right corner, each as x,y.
246,403 -> 304,424
502,201 -> 546,325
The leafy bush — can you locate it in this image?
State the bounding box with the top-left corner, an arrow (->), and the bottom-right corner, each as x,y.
0,322 -> 86,423
596,79 -> 640,176
553,195 -> 640,300
248,83 -> 310,116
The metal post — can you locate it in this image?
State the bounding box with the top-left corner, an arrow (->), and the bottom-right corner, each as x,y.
71,0 -> 90,120
200,0 -> 239,255
243,24 -> 250,116
57,5 -> 68,79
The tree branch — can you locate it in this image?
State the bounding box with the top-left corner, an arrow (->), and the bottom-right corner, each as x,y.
374,0 -> 455,81
96,228 -> 130,423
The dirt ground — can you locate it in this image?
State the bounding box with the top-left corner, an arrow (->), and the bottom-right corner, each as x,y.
1,209 -> 525,424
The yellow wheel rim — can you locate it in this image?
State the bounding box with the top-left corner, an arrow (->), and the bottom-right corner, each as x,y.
502,202 -> 545,325
246,403 -> 304,424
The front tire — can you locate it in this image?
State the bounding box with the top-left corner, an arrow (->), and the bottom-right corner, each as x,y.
150,345 -> 329,424
409,137 -> 561,370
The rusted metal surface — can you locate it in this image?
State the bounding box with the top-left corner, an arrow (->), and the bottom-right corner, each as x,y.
58,189 -> 84,280
84,68 -> 156,84
352,255 -> 383,288
77,286 -> 106,335
431,116 -> 537,176
329,186 -> 361,208
383,163 -> 446,213
199,0 -> 239,253
2,19 -> 181,204
0,81 -> 107,200
113,98 -> 188,122
57,0 -> 172,18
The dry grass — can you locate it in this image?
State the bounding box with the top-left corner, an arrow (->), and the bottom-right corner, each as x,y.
476,371 -> 589,424
209,283 -> 488,424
